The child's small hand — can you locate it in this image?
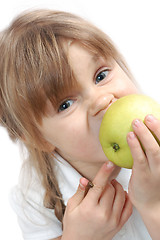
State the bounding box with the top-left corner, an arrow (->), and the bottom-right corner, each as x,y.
62,162 -> 132,240
127,115 -> 160,240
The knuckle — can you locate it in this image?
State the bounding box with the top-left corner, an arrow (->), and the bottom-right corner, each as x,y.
100,212 -> 108,223
98,210 -> 114,225
106,184 -> 116,198
92,184 -> 105,193
146,147 -> 160,162
112,180 -> 123,190
107,182 -> 115,192
148,118 -> 160,132
137,155 -> 146,165
97,210 -> 110,224
150,148 -> 160,158
110,216 -> 120,230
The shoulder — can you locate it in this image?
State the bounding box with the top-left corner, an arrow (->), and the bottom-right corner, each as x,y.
9,161 -> 63,239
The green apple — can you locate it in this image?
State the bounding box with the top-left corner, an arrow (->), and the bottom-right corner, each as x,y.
99,94 -> 160,169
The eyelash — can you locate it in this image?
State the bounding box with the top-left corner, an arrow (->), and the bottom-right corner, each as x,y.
95,68 -> 111,84
58,99 -> 74,112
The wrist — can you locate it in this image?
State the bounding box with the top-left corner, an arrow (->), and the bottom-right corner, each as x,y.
136,204 -> 160,240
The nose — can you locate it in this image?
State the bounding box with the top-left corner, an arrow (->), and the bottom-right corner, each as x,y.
88,91 -> 114,116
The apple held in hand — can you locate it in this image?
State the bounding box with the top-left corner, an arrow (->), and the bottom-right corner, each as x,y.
99,94 -> 160,169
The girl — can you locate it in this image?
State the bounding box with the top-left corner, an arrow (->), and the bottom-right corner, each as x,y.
0,9 -> 160,240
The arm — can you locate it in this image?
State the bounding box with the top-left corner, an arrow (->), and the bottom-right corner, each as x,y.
127,114 -> 160,240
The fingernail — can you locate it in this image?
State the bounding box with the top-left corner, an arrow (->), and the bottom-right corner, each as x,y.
146,114 -> 155,122
106,161 -> 114,169
128,132 -> 136,139
133,119 -> 142,128
80,178 -> 89,190
79,182 -> 85,190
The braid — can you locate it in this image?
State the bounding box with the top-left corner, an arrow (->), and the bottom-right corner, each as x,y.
32,150 -> 66,222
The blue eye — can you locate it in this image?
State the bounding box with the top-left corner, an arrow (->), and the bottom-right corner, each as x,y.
95,69 -> 110,84
59,99 -> 74,112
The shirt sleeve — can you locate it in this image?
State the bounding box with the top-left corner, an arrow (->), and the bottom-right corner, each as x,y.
9,186 -> 62,240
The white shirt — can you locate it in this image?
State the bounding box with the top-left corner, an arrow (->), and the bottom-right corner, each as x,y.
9,153 -> 152,240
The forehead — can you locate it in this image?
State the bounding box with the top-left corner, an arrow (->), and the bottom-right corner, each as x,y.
68,41 -> 106,76
68,41 -> 98,61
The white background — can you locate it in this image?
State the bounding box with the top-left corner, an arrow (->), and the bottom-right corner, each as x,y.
0,0 -> 160,239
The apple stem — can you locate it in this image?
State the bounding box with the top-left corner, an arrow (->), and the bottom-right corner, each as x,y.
112,143 -> 120,152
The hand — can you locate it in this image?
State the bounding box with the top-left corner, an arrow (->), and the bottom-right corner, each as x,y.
127,115 -> 160,240
127,115 -> 160,209
62,162 -> 132,240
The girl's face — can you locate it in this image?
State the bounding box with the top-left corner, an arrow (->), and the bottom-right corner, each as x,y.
40,42 -> 139,180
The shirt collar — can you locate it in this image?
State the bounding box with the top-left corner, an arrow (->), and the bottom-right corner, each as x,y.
54,153 -> 82,205
54,152 -> 132,206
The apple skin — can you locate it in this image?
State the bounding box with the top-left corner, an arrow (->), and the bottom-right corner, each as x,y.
99,94 -> 160,169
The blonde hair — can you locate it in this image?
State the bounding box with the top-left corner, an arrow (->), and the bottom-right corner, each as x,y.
0,9 -> 134,222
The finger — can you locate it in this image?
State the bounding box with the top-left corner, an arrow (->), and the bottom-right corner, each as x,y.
85,161 -> 115,205
145,115 -> 160,169
127,131 -> 149,173
112,180 -> 126,221
118,192 -> 133,230
67,177 -> 89,211
133,119 -> 159,154
99,182 -> 115,213
145,114 -> 160,140
132,118 -> 160,171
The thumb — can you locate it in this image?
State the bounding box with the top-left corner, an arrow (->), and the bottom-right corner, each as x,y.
67,177 -> 89,211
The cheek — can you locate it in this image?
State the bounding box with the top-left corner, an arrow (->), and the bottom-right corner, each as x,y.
114,76 -> 139,98
44,118 -> 87,149
65,124 -> 88,147
56,127 -> 92,160
56,122 -> 95,156
124,79 -> 139,95
113,64 -> 139,96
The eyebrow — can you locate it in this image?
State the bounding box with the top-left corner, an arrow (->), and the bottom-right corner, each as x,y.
91,54 -> 107,68
91,54 -> 101,63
